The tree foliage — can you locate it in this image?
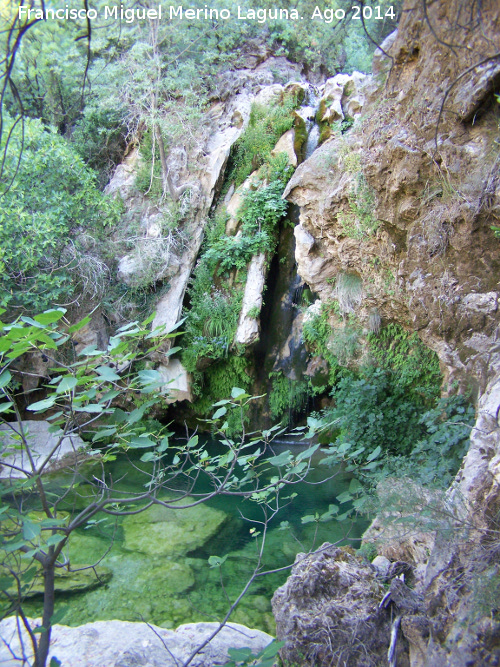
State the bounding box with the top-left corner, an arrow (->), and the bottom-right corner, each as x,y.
0,115 -> 121,313
0,309 -> 324,667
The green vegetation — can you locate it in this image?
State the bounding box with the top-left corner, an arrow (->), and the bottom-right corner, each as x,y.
269,372 -> 309,425
367,322 -> 442,405
0,309 -> 327,667
182,139 -> 294,417
0,116 -> 121,313
228,99 -> 298,188
337,172 -> 379,240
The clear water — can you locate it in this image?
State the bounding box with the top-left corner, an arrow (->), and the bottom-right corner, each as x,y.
21,438 -> 369,634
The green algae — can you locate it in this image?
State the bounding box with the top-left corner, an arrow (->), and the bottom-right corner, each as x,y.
122,499 -> 228,557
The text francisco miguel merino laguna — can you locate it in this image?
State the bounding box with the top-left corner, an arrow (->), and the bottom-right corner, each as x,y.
20,4 -> 321,23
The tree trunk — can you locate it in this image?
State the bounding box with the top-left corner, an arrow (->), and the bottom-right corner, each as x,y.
35,561 -> 55,667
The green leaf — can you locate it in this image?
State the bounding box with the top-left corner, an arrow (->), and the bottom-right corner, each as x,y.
92,428 -> 117,442
56,376 -> 77,394
231,387 -> 247,399
212,406 -> 227,420
96,366 -> 121,382
208,554 -> 228,568
366,446 -> 381,462
129,435 -> 155,449
23,520 -> 41,541
0,575 -> 15,590
268,450 -> 292,467
336,491 -> 353,504
127,400 -> 156,425
296,443 -> 320,462
227,647 -> 253,660
0,370 -> 12,389
34,310 -> 66,325
50,658 -> 62,667
45,534 -> 65,547
186,435 -> 198,449
27,396 -> 57,412
74,404 -> 104,413
0,402 -> 13,413
140,451 -> 156,462
67,316 -> 91,333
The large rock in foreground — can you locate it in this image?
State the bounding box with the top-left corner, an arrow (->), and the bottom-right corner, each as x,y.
0,618 -> 273,667
272,543 -> 409,667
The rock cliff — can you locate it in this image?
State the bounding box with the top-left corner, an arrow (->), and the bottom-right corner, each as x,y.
276,0 -> 500,664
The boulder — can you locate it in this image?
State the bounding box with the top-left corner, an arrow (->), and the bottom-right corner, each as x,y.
0,618 -> 274,667
122,500 -> 228,557
157,359 -> 193,403
272,543 -> 406,667
0,421 -> 86,479
4,566 -> 113,598
320,73 -> 351,122
271,129 -> 297,167
253,84 -> 283,107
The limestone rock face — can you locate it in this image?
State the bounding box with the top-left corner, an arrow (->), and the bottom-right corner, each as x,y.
272,544 -> 406,667
122,500 -> 228,557
0,421 -> 86,479
271,128 -> 297,167
320,73 -> 351,122
235,253 -> 268,345
0,618 -> 273,667
281,0 -> 500,664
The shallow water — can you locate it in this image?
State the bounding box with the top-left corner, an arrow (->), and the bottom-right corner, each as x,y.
22,439 -> 369,633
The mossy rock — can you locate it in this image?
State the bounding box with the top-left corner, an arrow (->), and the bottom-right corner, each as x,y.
122,500 -> 228,557
3,564 -> 112,599
293,114 -> 308,160
68,531 -> 116,564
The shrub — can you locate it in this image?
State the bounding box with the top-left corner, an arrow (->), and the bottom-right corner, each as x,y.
334,272 -> 363,316
0,115 -> 121,313
227,96 -> 298,187
337,172 -> 379,240
367,323 -> 442,406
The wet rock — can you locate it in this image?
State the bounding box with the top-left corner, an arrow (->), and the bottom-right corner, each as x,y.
235,253 -> 268,345
254,84 -> 283,107
320,73 -> 351,122
271,129 -> 297,167
7,566 -> 113,598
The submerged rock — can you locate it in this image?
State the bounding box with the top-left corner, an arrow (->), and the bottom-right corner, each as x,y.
11,566 -> 113,598
122,500 -> 228,557
0,618 -> 274,667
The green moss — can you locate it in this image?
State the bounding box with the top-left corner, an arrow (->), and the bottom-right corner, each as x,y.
315,100 -> 332,146
227,94 -> 298,188
367,323 -> 442,406
269,372 -> 309,425
293,114 -> 307,160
